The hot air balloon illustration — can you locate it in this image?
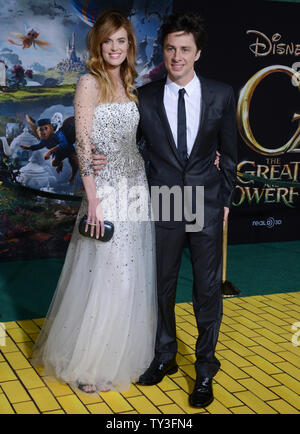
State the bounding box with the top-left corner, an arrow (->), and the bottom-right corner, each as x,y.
71,0 -> 135,26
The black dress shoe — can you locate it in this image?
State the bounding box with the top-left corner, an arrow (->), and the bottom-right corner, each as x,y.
136,358 -> 178,386
189,377 -> 214,408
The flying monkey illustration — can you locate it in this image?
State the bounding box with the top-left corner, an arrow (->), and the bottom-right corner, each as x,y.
8,25 -> 50,50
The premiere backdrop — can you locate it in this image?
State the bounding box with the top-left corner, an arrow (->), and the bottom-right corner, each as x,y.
0,0 -> 300,263
173,0 -> 300,244
0,0 -> 173,261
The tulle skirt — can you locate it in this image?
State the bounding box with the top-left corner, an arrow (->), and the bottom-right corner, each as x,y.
31,183 -> 157,392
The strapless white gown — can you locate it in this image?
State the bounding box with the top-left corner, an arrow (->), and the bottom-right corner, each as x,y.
31,101 -> 157,392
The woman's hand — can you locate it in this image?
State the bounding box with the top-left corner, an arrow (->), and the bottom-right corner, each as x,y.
85,196 -> 105,239
214,151 -> 221,170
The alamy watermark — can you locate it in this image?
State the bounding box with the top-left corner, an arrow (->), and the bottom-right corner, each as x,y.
291,322 -> 300,347
0,323 -> 7,348
95,178 -> 205,233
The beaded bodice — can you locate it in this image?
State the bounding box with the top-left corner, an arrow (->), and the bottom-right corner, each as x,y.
74,73 -> 144,183
90,102 -> 143,183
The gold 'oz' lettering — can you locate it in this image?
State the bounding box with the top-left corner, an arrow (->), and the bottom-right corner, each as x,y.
237,65 -> 300,156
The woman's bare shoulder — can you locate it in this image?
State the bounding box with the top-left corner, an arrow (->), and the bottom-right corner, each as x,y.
77,73 -> 99,89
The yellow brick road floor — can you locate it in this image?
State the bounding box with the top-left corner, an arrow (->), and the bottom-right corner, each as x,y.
0,292 -> 299,414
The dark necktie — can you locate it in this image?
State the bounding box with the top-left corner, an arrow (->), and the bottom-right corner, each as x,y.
177,88 -> 188,163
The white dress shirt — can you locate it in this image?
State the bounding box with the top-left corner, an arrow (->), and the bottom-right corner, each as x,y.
163,73 -> 201,157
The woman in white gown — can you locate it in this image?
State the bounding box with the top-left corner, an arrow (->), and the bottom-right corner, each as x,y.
31,10 -> 157,394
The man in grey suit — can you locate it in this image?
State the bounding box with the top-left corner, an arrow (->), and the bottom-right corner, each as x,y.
93,13 -> 237,408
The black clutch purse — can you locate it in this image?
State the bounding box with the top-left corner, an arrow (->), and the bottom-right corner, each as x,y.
78,215 -> 114,242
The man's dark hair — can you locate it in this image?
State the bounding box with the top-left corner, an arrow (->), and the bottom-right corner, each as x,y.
160,13 -> 207,51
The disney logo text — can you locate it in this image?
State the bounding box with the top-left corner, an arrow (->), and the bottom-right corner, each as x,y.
247,30 -> 300,57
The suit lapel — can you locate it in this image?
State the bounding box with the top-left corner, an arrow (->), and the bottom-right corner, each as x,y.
155,80 -> 184,168
154,74 -> 214,169
187,75 -> 214,164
